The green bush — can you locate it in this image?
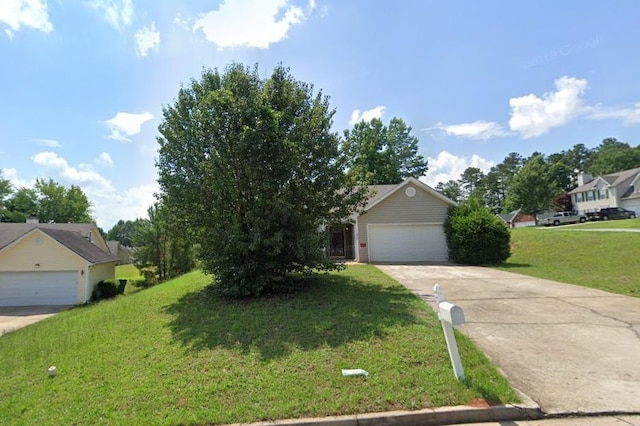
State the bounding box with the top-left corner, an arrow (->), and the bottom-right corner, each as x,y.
444,198 -> 511,265
140,267 -> 158,287
92,280 -> 119,300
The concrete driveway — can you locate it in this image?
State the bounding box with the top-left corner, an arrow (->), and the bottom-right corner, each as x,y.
376,264 -> 640,415
0,306 -> 69,336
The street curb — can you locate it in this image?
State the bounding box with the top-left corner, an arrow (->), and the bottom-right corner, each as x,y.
228,400 -> 544,426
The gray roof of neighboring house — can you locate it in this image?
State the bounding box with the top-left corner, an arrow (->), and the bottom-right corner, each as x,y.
39,228 -> 118,264
0,223 -> 117,264
365,185 -> 397,209
496,209 -> 522,224
569,167 -> 640,198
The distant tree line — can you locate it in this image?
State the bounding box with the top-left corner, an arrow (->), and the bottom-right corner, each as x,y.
435,138 -> 640,215
105,203 -> 196,282
0,177 -> 93,223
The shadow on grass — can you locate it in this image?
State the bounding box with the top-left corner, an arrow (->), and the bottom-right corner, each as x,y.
162,273 -> 421,360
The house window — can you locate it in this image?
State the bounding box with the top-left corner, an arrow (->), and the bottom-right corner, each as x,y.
586,191 -> 594,201
576,192 -> 584,202
598,189 -> 608,200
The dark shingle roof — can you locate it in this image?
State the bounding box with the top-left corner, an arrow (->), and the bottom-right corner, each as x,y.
0,223 -> 117,264
39,228 -> 118,264
570,167 -> 640,196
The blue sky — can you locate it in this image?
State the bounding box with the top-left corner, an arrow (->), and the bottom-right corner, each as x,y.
2,0 -> 640,230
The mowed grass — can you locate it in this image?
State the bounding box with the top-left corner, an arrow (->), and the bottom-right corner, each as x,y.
116,264 -> 146,295
572,217 -> 640,229
499,222 -> 640,297
0,265 -> 516,425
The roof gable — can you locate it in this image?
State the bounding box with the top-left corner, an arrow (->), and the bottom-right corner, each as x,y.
0,223 -> 117,264
570,167 -> 640,194
364,177 -> 457,212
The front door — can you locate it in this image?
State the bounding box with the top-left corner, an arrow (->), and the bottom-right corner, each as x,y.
329,228 -> 345,257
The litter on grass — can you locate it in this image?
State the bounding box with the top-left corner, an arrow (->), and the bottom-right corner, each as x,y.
341,369 -> 369,377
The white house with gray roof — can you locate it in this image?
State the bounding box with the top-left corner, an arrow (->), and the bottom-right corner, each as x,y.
569,167 -> 640,215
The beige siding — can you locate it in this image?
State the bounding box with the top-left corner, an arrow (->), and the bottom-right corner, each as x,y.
0,229 -> 115,304
357,184 -> 450,262
0,230 -> 88,303
88,262 -> 118,299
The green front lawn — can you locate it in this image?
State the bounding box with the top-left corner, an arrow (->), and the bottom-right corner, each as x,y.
0,265 -> 516,425
499,226 -> 640,297
573,217 -> 640,229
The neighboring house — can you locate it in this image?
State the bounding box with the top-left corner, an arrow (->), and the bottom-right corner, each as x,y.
496,209 -> 537,228
107,240 -> 132,265
0,222 -> 118,307
569,168 -> 640,215
328,177 -> 457,263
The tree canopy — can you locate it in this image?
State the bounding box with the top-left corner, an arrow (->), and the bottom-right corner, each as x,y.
434,138 -> 640,214
156,63 -> 367,297
342,117 -> 427,185
1,178 -> 93,223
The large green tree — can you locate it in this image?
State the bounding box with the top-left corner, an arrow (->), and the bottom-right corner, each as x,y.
435,180 -> 462,202
585,138 -> 640,176
342,117 -> 428,184
2,179 -> 93,223
157,63 -> 367,297
504,154 -> 560,214
106,219 -> 138,247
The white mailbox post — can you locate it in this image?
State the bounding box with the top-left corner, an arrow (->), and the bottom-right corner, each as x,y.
434,284 -> 465,381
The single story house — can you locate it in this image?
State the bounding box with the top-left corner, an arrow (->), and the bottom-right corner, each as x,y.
328,177 -> 457,263
497,209 -> 537,228
0,222 -> 118,307
569,168 -> 640,215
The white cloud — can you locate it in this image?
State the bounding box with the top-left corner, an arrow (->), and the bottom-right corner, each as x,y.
349,106 -> 386,126
36,138 -> 62,148
585,102 -> 640,124
193,0 -> 313,49
105,111 -> 154,141
508,76 -> 588,138
87,0 -> 134,31
428,120 -> 507,140
2,167 -> 32,189
420,151 -> 494,188
96,152 -> 113,167
29,151 -> 156,229
135,21 -> 160,57
32,152 -> 114,191
0,0 -> 53,37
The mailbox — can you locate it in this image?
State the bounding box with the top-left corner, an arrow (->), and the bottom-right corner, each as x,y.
438,301 -> 465,326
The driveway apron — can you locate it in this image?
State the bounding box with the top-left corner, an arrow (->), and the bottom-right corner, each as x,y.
0,306 -> 68,336
376,264 -> 640,415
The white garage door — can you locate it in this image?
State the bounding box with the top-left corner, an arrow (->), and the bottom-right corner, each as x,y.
368,224 -> 448,262
0,271 -> 78,307
622,200 -> 640,216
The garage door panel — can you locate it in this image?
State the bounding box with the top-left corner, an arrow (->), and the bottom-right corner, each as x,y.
368,224 -> 448,262
0,271 -> 77,307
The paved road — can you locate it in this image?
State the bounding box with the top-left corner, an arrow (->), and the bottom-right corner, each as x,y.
0,306 -> 68,336
376,264 -> 640,415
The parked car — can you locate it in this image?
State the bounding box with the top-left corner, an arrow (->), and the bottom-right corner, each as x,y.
544,211 -> 587,226
590,207 -> 637,221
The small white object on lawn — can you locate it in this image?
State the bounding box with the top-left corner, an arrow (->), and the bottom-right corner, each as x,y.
341,369 -> 369,377
48,366 -> 57,377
